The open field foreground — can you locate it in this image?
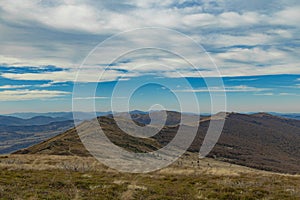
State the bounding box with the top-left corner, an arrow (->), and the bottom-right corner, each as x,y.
0,154 -> 299,200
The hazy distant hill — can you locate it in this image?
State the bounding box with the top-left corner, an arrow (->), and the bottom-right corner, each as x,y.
0,115 -> 69,126
14,112 -> 300,174
4,111 -> 112,121
269,112 -> 300,120
0,118 -> 74,154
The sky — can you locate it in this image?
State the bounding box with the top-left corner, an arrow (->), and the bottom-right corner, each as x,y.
0,0 -> 300,114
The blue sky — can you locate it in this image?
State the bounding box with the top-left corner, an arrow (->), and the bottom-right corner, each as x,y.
0,0 -> 300,114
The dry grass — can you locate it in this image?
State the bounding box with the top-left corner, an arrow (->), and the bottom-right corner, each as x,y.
0,153 -> 299,199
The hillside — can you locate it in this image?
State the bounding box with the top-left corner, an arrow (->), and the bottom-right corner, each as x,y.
14,112 -> 300,174
113,110 -> 200,126
14,117 -> 161,156
1,153 -> 300,199
189,112 -> 300,174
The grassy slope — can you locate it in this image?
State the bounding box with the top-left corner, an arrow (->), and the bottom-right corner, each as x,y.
0,154 -> 299,200
14,117 -> 161,156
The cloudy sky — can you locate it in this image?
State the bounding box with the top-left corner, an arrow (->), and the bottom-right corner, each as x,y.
0,0 -> 299,114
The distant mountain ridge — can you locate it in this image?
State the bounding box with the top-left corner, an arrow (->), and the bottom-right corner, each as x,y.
0,115 -> 69,126
3,112 -> 103,120
268,112 -> 300,120
0,115 -> 75,154
5,110 -> 300,120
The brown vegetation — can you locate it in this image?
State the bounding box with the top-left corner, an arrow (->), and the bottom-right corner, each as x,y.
14,112 -> 300,174
0,153 -> 299,199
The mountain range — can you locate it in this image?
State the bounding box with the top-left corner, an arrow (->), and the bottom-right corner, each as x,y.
14,111 -> 300,174
4,111 -> 113,121
5,111 -> 300,120
0,115 -> 75,154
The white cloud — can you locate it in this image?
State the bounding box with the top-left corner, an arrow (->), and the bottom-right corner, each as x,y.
279,93 -> 297,96
228,78 -> 259,82
205,33 -> 273,47
1,71 -> 75,82
73,96 -> 127,100
0,89 -> 70,101
267,29 -> 293,38
126,0 -> 175,9
212,47 -> 300,76
280,84 -> 300,89
271,6 -> 300,26
0,85 -> 30,89
73,96 -> 110,100
174,85 -> 270,93
217,11 -> 261,27
0,1 -> 297,34
1,40 -> 300,82
0,83 -> 65,89
254,93 -> 274,96
1,68 -> 127,83
38,83 -> 54,88
216,47 -> 283,62
0,0 -> 299,81
182,13 -> 216,27
0,1 -> 102,33
0,48 -> 77,68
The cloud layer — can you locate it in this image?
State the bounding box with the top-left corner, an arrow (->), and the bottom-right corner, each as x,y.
0,0 -> 299,83
0,89 -> 70,101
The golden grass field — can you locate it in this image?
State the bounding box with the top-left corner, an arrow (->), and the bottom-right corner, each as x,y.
0,153 -> 299,200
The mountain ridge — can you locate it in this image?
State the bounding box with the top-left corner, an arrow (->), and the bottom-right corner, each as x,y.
14,111 -> 300,174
